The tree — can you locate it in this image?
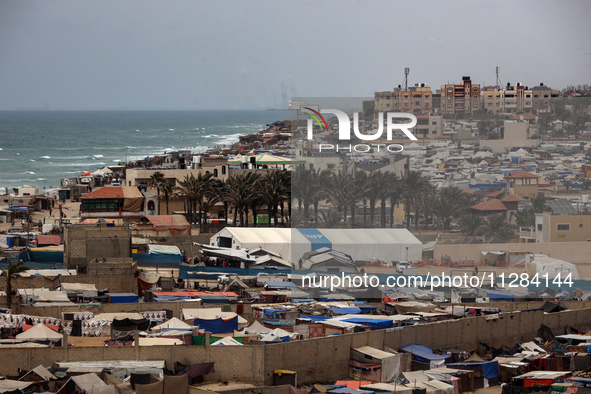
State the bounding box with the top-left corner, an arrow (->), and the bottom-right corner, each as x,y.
158,181 -> 177,215
401,171 -> 430,229
459,214 -> 483,236
434,187 -> 467,230
582,179 -> 591,192
149,172 -> 165,213
481,213 -> 515,241
515,208 -> 535,228
258,170 -> 290,227
225,172 -> 261,226
531,193 -> 551,213
5,261 -> 29,308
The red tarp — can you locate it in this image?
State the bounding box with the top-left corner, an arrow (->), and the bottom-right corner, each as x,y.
23,323 -> 59,332
36,235 -> 61,246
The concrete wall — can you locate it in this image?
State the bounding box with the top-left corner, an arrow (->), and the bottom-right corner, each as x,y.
64,226 -> 131,268
434,241 -> 591,265
2,307 -> 587,385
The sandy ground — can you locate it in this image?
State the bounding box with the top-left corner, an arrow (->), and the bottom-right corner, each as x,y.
0,199 -> 81,234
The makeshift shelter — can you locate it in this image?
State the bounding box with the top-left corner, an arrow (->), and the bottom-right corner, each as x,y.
61,283 -> 98,298
106,293 -> 139,303
243,320 -> 270,336
153,317 -> 192,331
400,344 -> 450,369
58,373 -> 112,394
259,328 -> 297,342
16,323 -> 62,342
139,215 -> 191,236
18,365 -> 57,382
0,380 -> 35,393
210,227 -> 422,265
182,308 -> 247,333
350,346 -> 402,383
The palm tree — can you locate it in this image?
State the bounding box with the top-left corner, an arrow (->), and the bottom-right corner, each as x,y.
5,261 -> 29,308
158,181 -> 176,215
387,172 -> 403,228
459,214 -> 483,236
434,187 -> 467,230
149,172 -> 165,213
258,170 -> 290,227
582,179 -> 591,193
515,208 -> 535,228
225,172 -> 261,227
481,213 -> 515,241
401,171 -> 430,229
317,208 -> 348,229
365,172 -> 389,227
531,193 -> 550,213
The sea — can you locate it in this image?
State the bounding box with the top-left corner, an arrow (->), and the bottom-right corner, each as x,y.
0,109 -> 290,191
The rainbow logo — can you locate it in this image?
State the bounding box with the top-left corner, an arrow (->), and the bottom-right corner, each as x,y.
303,106 -> 328,131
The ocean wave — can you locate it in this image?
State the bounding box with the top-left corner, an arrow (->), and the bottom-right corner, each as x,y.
25,171 -> 35,175
36,178 -> 47,181
93,155 -> 104,158
40,155 -> 51,159
168,128 -> 175,131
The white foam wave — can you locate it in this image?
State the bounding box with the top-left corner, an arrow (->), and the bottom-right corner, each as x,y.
41,156 -> 51,159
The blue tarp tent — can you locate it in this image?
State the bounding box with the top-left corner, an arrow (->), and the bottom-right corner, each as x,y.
331,307 -> 361,315
327,388 -> 374,394
194,316 -> 237,334
106,293 -> 139,304
482,289 -> 514,301
400,344 -> 450,361
299,315 -> 329,323
448,361 -> 499,379
341,318 -> 392,329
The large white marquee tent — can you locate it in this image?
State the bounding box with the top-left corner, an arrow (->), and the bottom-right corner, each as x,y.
209,227 -> 422,265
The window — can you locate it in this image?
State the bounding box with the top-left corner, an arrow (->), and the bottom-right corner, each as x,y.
580,224 -> 584,228
537,224 -> 543,231
557,224 -> 570,231
327,164 -> 335,170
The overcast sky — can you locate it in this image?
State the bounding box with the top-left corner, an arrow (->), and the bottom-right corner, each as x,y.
0,0 -> 589,110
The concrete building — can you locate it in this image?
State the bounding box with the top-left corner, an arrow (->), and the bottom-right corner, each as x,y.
414,114 -> 443,139
505,171 -> 540,199
535,212 -> 591,243
480,121 -> 540,154
440,76 -> 481,115
64,225 -> 131,268
374,84 -> 434,115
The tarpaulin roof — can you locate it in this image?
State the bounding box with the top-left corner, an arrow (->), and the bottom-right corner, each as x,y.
16,323 -> 62,341
331,307 -> 361,315
142,215 -> 191,236
448,361 -> 499,379
482,289 -> 514,301
36,235 -> 61,246
400,344 -> 450,361
153,317 -> 192,331
148,244 -> 182,255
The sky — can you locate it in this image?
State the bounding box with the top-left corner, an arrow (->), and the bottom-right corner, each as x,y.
0,0 -> 590,110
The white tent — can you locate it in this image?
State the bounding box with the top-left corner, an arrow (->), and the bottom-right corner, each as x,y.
153,317 -> 192,331
211,336 -> 243,346
210,228 -> 422,265
61,283 -> 98,298
16,324 -> 63,342
243,320 -> 269,335
259,328 -> 298,342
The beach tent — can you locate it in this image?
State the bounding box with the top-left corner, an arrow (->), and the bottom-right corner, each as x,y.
350,346 -> 401,383
16,323 -> 62,342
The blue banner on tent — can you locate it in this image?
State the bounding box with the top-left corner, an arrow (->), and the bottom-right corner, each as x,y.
297,228 -> 332,251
